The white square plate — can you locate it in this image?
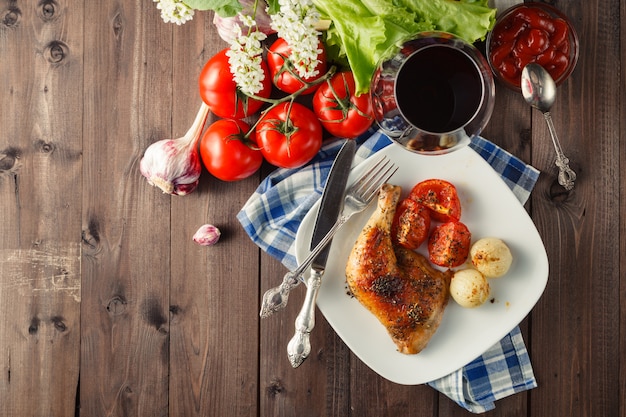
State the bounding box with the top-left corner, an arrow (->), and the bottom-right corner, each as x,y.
295,142 -> 549,384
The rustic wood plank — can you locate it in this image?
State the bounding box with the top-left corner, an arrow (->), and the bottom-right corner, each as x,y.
351,360 -> 437,416
1,0 -> 623,416
615,1 -> 626,417
169,173 -> 262,417
79,1 -> 172,415
167,12 -> 261,416
260,252 -> 326,416
0,1 -> 82,415
528,1 -> 622,417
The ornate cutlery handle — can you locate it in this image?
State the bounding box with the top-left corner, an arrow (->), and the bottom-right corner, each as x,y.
287,269 -> 322,367
259,215 -> 346,318
544,112 -> 576,191
258,273 -> 301,318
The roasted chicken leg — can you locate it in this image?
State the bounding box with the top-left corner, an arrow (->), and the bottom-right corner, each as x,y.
346,184 -> 452,354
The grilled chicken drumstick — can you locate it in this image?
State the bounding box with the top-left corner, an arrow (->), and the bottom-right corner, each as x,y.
346,184 -> 452,354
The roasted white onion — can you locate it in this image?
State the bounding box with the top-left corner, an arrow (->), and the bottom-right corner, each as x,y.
450,269 -> 490,308
470,237 -> 513,278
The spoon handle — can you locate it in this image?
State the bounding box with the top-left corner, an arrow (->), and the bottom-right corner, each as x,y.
544,112 -> 576,191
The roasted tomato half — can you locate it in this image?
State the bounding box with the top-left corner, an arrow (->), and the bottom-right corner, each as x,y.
391,198 -> 431,250
408,179 -> 461,223
428,221 -> 472,268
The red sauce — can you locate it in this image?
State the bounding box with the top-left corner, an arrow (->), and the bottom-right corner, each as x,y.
489,5 -> 573,88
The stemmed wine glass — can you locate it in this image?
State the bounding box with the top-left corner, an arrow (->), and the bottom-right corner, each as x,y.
370,31 -> 496,155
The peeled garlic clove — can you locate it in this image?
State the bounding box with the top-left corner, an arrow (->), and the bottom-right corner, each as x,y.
193,224 -> 221,246
470,237 -> 513,278
450,269 -> 490,308
140,138 -> 202,196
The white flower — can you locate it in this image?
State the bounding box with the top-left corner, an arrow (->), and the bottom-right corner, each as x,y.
154,0 -> 194,25
239,13 -> 256,28
226,16 -> 268,96
270,0 -> 322,78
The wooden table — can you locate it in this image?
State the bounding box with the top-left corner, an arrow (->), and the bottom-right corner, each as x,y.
0,1 -> 622,416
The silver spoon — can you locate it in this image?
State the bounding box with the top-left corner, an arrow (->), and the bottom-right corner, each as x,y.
521,63 -> 576,191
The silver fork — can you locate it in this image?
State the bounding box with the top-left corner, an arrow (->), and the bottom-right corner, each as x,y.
259,155 -> 398,318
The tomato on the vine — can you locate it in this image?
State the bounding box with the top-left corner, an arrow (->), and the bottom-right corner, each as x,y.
199,48 -> 272,119
428,221 -> 471,268
408,179 -> 461,223
313,71 -> 374,138
199,119 -> 263,181
256,102 -> 323,169
267,38 -> 327,95
391,198 -> 431,250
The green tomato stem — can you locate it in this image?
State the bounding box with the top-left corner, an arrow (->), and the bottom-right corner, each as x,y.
243,65 -> 337,137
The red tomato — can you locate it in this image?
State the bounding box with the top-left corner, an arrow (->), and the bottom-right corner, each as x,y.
256,102 -> 323,168
391,199 -> 431,250
313,71 -> 374,138
428,221 -> 471,268
267,38 -> 327,95
199,119 -> 263,181
408,179 -> 461,223
199,48 -> 272,119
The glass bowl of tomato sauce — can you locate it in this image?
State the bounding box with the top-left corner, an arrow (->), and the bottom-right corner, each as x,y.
486,3 -> 579,91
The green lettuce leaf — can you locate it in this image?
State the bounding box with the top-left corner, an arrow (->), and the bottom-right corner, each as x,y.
313,0 -> 496,94
397,0 -> 496,43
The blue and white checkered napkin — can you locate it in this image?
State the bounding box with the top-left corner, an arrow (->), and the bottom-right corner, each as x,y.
237,130 -> 539,413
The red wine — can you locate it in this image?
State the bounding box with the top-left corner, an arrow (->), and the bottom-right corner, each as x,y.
395,45 -> 483,134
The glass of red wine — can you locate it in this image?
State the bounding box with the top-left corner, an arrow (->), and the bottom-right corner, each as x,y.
371,32 -> 495,155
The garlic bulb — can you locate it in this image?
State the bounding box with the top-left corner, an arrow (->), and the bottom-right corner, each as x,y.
450,269 -> 490,308
140,103 -> 210,196
470,237 -> 513,278
193,224 -> 221,246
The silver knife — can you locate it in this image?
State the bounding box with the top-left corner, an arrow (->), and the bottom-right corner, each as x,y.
287,139 -> 356,368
